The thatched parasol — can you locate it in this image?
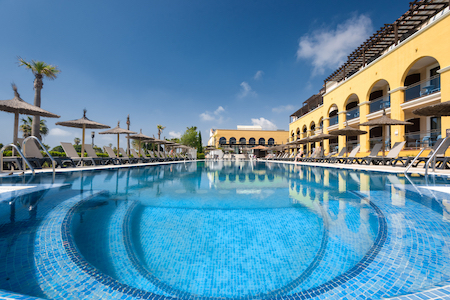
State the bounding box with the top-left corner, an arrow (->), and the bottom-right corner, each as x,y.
412,101 -> 450,117
56,109 -> 110,158
150,137 -> 169,156
251,145 -> 268,150
0,84 -> 60,149
359,109 -> 412,157
128,129 -> 152,157
99,121 -> 136,153
222,147 -> 235,152
309,133 -> 334,143
329,122 -> 367,157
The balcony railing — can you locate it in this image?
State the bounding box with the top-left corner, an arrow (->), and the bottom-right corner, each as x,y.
404,74 -> 441,102
329,115 -> 338,126
369,95 -> 391,113
404,129 -> 441,149
346,107 -> 359,120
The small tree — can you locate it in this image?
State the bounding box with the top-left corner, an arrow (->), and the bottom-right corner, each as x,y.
180,126 -> 199,148
74,137 -> 81,145
157,124 -> 165,139
198,131 -> 203,153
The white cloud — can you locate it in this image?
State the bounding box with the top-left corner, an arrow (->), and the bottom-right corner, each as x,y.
200,106 -> 225,123
251,117 -> 277,130
238,81 -> 257,98
169,131 -> 181,138
272,105 -> 295,113
49,128 -> 72,137
296,14 -> 373,76
254,70 -> 264,80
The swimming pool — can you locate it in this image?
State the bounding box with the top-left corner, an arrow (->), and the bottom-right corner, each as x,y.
1,161 -> 450,299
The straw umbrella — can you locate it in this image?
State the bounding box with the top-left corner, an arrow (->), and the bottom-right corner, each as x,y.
298,135 -> 314,157
0,84 -> 60,150
412,101 -> 450,117
56,109 -> 110,158
359,109 -> 412,157
251,145 -> 268,150
151,137 -> 168,156
329,122 -> 367,157
128,129 -> 153,157
99,121 -> 136,154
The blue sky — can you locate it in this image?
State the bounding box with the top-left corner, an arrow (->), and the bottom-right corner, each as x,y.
0,0 -> 409,148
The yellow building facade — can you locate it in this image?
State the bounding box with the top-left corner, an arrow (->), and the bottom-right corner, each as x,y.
289,2 -> 450,156
208,127 -> 289,150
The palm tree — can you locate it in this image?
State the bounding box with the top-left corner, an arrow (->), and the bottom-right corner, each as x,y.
20,116 -> 49,138
74,137 -> 81,145
18,57 -> 60,140
157,124 -> 166,139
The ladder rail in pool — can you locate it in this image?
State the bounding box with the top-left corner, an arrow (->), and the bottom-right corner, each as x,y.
0,143 -> 35,175
23,136 -> 56,181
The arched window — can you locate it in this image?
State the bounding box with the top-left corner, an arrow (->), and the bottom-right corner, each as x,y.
239,137 -> 246,144
259,138 -> 265,145
249,138 -> 256,145
268,138 -> 275,145
219,137 -> 226,145
229,137 -> 236,145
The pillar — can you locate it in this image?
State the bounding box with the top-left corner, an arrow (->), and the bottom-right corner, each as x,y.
359,102 -> 370,153
438,67 -> 450,138
338,110 -> 347,152
389,87 -> 406,146
323,118 -> 330,154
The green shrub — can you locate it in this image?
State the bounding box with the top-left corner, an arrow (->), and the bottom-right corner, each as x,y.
197,153 -> 205,159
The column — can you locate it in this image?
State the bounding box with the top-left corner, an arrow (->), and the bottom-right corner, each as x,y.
338,110 -> 347,152
389,87 -> 406,146
323,118 -> 330,154
438,66 -> 450,138
358,102 -> 370,153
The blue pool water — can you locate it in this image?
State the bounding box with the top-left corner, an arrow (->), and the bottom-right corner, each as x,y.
1,161 -> 450,299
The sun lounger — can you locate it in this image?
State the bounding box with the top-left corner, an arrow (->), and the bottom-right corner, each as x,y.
130,148 -> 151,163
118,147 -> 139,164
84,144 -> 114,165
325,147 -> 347,163
103,146 -> 125,164
392,138 -> 445,167
339,145 -> 362,164
350,143 -> 382,165
364,142 -> 406,165
61,142 -> 100,166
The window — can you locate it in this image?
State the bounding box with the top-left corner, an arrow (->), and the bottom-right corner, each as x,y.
219,137 -> 226,145
268,138 -> 275,145
249,138 -> 255,145
229,137 -> 236,145
259,138 -> 265,145
239,137 -> 246,144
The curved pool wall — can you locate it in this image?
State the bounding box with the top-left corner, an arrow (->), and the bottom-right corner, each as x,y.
1,161 -> 450,299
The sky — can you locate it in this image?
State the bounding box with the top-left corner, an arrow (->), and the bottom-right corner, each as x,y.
0,0 -> 410,149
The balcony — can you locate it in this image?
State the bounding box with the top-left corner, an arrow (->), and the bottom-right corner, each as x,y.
329,115 -> 338,126
404,129 -> 441,149
369,95 -> 391,113
404,74 -> 440,102
346,107 -> 359,120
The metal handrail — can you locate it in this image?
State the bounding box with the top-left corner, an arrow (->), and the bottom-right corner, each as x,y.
404,148 -> 426,174
22,136 -> 56,181
425,137 -> 449,176
0,144 -> 35,175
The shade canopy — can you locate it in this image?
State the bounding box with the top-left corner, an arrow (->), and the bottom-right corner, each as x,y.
55,109 -> 110,129
127,129 -> 153,156
359,110 -> 413,127
0,85 -> 60,149
412,101 -> 450,117
359,109 -> 412,157
222,147 -> 235,152
250,145 -> 268,150
99,121 -> 136,154
56,109 -> 110,160
329,124 -> 367,137
0,85 -> 60,118
309,133 -> 334,142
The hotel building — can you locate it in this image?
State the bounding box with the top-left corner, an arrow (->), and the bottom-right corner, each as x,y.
289,0 -> 450,156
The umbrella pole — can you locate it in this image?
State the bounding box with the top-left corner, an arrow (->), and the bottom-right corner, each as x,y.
382,126 -> 386,158
81,124 -> 86,159
13,112 -> 19,156
117,134 -> 120,156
